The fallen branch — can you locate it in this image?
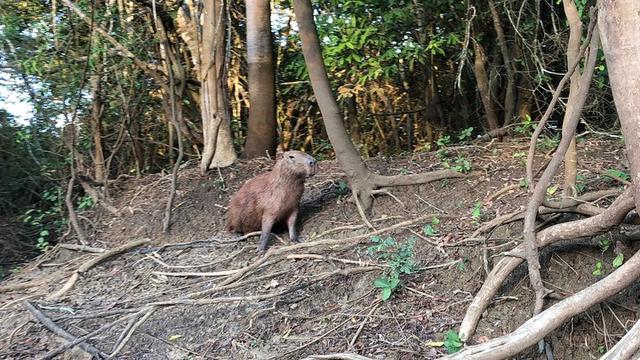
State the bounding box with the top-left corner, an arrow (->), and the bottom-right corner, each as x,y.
448,246 -> 640,359
58,243 -> 106,253
24,301 -> 108,359
303,354 -> 375,360
48,238 -> 151,300
110,306 -> 157,358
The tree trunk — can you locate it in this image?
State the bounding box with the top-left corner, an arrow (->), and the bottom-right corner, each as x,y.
561,0 -> 583,197
598,0 -> 640,210
488,0 -> 516,125
243,0 -> 277,158
293,0 -> 463,215
89,71 -> 106,183
197,0 -> 237,172
472,39 -> 500,131
293,0 -> 374,208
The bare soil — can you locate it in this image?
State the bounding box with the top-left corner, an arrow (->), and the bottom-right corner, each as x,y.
0,137 -> 637,360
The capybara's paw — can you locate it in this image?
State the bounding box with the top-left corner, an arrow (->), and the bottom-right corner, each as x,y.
256,246 -> 267,254
292,235 -> 305,243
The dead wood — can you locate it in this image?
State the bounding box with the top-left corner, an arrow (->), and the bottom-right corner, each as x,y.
58,243 -> 106,253
47,238 -> 151,300
303,353 -> 375,360
0,279 -> 47,294
110,306 -> 157,358
24,301 -> 108,359
448,244 -> 640,359
459,187 -> 634,341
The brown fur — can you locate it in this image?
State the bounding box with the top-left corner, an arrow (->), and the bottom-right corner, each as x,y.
225,150 -> 318,251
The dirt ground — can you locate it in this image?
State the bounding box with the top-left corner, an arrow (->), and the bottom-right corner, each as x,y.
0,136 -> 638,360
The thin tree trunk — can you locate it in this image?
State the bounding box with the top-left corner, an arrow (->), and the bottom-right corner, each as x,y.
89,71 -> 106,183
473,39 -> 500,131
293,0 -> 373,208
243,0 -> 277,158
488,0 -> 516,125
561,0 -> 583,197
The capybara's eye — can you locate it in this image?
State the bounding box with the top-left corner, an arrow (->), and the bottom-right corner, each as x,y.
288,155 -> 295,159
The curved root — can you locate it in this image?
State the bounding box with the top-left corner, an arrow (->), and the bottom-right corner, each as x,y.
459,188 -> 634,341
448,246 -> 640,359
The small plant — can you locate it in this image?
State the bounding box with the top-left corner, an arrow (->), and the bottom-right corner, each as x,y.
613,253 -> 624,268
77,195 -> 95,211
604,168 -> 630,182
36,230 -> 50,251
592,261 -> 603,276
444,330 -> 463,354
598,238 -> 611,252
519,178 -> 529,188
458,127 -> 474,141
597,345 -> 606,354
373,276 -> 400,301
436,135 -> 451,159
471,202 -> 482,220
457,258 -> 468,271
546,185 -> 559,196
575,174 -> 586,194
399,168 -> 411,175
452,156 -> 471,173
423,217 -> 440,236
367,235 -> 417,301
515,115 -> 534,136
537,134 -> 560,151
337,180 -> 349,195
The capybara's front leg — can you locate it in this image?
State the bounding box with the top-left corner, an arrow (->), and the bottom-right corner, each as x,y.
287,210 -> 302,243
257,217 -> 275,253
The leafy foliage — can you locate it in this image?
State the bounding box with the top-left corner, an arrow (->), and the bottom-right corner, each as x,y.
368,235 -> 417,301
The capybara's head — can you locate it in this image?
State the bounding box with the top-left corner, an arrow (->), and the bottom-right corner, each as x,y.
279,150 -> 318,178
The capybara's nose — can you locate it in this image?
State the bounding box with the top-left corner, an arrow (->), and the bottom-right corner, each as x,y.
309,159 -> 317,166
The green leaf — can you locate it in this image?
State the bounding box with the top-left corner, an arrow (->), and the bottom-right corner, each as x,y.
423,224 -> 436,236
381,287 -> 392,301
444,330 -> 463,354
592,261 -> 603,276
374,277 -> 390,288
613,253 -> 624,268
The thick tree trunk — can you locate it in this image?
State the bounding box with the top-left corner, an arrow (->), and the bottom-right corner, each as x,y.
599,0 -> 640,210
243,0 -> 277,158
198,0 -> 237,172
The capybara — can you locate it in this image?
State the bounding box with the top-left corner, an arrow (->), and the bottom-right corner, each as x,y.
225,150 -> 318,252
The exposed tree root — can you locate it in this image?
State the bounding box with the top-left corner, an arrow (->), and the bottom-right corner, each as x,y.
521,13 -> 600,320
24,301 -> 108,359
459,187 -> 634,341
600,319 -> 640,360
47,238 -> 151,300
447,246 -> 640,359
